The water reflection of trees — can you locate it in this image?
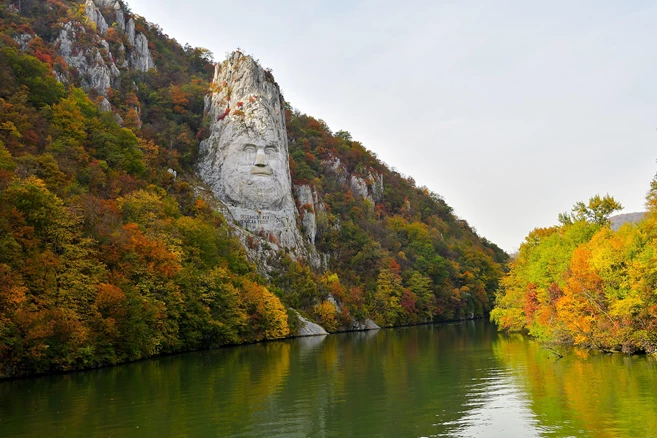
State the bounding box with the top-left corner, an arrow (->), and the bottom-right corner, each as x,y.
493,334 -> 657,437
10,322 -> 648,436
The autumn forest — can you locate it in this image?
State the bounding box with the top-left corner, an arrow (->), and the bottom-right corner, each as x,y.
0,0 -> 508,378
1,0 -> 656,382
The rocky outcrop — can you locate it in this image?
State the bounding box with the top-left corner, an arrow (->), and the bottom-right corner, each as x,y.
13,33 -> 32,51
93,0 -> 120,8
54,22 -> 119,96
114,3 -> 126,31
351,319 -> 381,331
129,31 -> 155,72
52,0 -> 155,97
126,17 -> 136,45
369,171 -> 384,202
323,156 -> 384,204
84,0 -> 109,35
87,0 -> 126,32
324,156 -> 348,184
295,185 -> 317,243
98,97 -> 112,112
86,0 -> 155,72
350,175 -> 370,201
294,184 -> 328,245
295,312 -> 329,336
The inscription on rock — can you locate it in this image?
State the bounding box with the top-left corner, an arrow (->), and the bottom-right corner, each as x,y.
240,214 -> 271,227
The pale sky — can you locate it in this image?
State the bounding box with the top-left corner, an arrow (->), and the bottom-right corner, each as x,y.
125,0 -> 657,252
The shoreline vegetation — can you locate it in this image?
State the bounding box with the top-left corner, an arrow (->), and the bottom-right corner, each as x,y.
491,185 -> 657,355
0,316 -> 487,382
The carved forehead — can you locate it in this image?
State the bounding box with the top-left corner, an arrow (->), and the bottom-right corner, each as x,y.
218,122 -> 284,147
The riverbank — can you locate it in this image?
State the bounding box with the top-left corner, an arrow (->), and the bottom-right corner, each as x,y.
3,320 -> 656,437
0,312 -> 489,381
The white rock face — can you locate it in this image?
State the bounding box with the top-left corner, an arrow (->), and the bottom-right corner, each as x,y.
295,312 -> 329,336
327,294 -> 340,310
351,319 -> 381,331
94,0 -> 126,31
114,3 -> 126,31
126,18 -> 136,46
94,0 -> 118,7
55,22 -> 119,96
199,52 -> 306,251
117,43 -> 128,68
85,0 -> 109,34
13,33 -> 33,51
295,185 -> 316,243
350,175 -> 370,201
294,184 -> 327,245
369,172 -> 384,202
99,97 -> 112,112
89,51 -> 112,91
130,32 -> 155,72
54,0 -> 156,96
55,22 -> 78,59
324,157 -> 348,184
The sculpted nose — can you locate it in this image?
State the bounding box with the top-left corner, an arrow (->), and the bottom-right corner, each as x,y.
254,148 -> 266,166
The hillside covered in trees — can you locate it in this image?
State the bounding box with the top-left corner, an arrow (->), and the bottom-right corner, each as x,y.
492,188 -> 657,354
0,0 -> 506,378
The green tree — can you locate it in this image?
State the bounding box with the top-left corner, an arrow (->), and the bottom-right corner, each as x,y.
371,268 -> 404,327
560,194 -> 623,226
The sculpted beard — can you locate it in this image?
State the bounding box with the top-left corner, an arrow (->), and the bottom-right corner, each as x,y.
223,170 -> 287,210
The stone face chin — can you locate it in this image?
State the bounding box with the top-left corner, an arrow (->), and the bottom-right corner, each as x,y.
199,52 -> 304,250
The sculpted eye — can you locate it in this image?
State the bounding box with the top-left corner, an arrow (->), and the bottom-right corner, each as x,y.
243,145 -> 256,153
265,146 -> 277,154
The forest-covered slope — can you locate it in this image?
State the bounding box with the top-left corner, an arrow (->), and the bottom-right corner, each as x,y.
0,0 -> 506,378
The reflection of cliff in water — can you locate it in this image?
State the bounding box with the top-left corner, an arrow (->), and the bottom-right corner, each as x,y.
296,334 -> 327,355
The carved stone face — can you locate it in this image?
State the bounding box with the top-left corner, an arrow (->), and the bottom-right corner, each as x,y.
199,52 -> 305,250
219,127 -> 290,210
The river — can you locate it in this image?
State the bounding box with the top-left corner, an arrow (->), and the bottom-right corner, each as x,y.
1,320 -> 656,437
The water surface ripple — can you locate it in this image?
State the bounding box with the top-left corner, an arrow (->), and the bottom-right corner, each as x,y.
1,320 -> 656,437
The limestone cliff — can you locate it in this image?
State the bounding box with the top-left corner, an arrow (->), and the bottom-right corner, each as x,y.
52,0 -> 155,100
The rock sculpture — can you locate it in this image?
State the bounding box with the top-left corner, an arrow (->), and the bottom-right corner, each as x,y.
199,52 -> 305,251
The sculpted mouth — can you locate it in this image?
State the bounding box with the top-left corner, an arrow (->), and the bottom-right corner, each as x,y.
251,166 -> 272,175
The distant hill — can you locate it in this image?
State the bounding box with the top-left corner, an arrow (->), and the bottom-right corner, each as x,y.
610,212 -> 646,230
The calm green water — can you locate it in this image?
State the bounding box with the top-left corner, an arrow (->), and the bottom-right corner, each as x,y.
1,320 -> 657,437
